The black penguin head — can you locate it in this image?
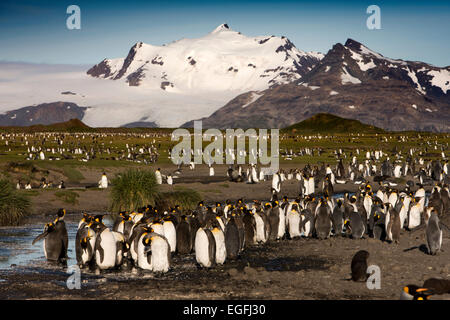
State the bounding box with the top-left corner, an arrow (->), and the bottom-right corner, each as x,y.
57,208 -> 66,218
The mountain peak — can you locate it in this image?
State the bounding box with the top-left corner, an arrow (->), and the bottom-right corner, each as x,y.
211,23 -> 231,33
344,38 -> 363,51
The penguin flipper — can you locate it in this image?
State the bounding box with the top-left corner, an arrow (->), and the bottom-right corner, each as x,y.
32,232 -> 48,245
439,222 -> 450,232
95,234 -> 104,263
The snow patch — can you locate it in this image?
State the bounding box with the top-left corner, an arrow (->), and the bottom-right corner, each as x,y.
341,67 -> 361,84
425,108 -> 432,112
348,105 -> 355,109
329,90 -> 339,95
241,92 -> 263,108
411,104 -> 417,109
404,67 -> 426,95
357,44 -> 407,65
324,66 -> 330,72
427,69 -> 450,94
349,49 -> 376,71
382,76 -> 389,80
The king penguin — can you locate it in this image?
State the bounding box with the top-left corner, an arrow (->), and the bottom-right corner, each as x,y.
331,199 -> 344,236
425,207 -> 442,255
195,227 -> 216,267
93,215 -> 118,270
315,198 -> 332,239
176,215 -> 192,254
242,208 -> 257,246
286,202 -> 302,239
32,208 -> 68,265
141,227 -> 171,273
210,220 -> 227,265
225,213 -> 241,260
351,250 -> 369,282
76,220 -> 96,269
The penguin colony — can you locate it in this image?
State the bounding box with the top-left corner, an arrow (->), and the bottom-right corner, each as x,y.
32,170 -> 449,275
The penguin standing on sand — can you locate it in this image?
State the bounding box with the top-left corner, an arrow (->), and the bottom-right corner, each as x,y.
345,210 -> 366,239
210,220 -> 226,265
425,207 -> 442,255
141,228 -> 171,273
268,201 -> 280,241
253,203 -> 269,244
98,172 -> 108,189
408,198 -> 422,229
331,199 -> 344,236
195,227 -> 216,267
155,168 -> 162,185
93,215 -> 118,270
386,204 -> 401,244
315,199 -> 332,239
272,171 -> 281,193
242,208 -> 257,246
300,208 -> 315,237
176,215 -> 192,254
225,213 -> 241,260
351,250 -> 369,282
286,203 -> 302,239
162,216 -> 177,253
32,208 -> 68,264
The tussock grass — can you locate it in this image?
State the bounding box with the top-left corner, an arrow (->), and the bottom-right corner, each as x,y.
156,188 -> 202,211
0,179 -> 31,226
110,169 -> 159,212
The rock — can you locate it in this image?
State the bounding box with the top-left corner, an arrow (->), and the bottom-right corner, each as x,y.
244,266 -> 257,276
440,264 -> 450,274
228,268 -> 239,277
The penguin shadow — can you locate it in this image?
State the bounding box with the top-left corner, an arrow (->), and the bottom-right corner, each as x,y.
403,244 -> 429,255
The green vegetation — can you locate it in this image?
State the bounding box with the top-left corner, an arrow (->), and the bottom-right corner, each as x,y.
283,113 -> 385,134
110,169 -> 160,212
0,179 -> 31,226
157,188 -> 202,211
54,190 -> 80,205
62,167 -> 84,183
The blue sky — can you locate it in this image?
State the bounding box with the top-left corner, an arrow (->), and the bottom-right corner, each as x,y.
0,0 -> 449,66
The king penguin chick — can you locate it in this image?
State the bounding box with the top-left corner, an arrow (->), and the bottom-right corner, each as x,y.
425,207 -> 443,255
351,250 -> 369,282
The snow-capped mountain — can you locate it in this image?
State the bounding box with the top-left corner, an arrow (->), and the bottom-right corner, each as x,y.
183,39 -> 450,132
87,23 -> 323,92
